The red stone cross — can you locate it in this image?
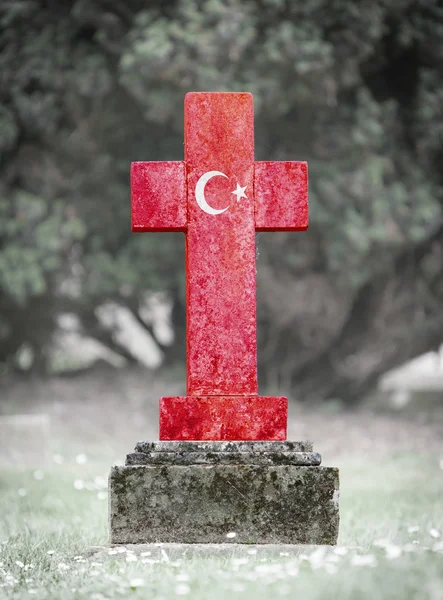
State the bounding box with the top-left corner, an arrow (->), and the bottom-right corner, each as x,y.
131,92 -> 308,440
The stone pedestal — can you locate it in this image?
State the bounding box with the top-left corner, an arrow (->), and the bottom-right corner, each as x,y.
109,441 -> 339,545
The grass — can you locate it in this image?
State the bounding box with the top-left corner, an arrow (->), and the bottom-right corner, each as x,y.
1,452 -> 442,599
1,370 -> 442,599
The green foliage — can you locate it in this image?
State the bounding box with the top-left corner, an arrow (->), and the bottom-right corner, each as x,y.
0,0 -> 442,378
0,192 -> 85,304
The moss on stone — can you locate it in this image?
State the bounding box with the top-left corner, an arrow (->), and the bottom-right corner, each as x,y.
109,464 -> 339,545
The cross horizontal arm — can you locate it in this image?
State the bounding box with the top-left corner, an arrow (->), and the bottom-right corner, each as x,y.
255,161 -> 308,232
131,161 -> 187,232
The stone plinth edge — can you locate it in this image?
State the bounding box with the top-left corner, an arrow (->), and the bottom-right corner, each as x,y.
128,440 -> 320,466
135,441 -> 313,453
126,450 -> 321,466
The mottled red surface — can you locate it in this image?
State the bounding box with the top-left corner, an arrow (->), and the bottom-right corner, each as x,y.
131,161 -> 186,232
255,161 -> 308,231
131,92 -> 308,441
160,396 -> 287,441
185,93 -> 257,395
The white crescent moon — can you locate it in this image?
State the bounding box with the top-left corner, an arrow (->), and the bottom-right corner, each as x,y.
195,171 -> 230,215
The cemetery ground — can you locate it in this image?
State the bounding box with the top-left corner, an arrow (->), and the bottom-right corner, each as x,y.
1,367 -> 443,600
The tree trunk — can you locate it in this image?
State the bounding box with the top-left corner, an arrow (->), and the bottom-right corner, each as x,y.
258,226 -> 443,403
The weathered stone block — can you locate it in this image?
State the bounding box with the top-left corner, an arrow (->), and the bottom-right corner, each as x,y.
109,442 -> 339,545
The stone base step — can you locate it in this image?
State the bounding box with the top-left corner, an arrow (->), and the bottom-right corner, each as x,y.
109,456 -> 339,545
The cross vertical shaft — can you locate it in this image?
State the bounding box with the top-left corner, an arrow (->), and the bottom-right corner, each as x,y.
185,93 -> 257,396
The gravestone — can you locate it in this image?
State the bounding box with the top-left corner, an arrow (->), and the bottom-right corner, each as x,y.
109,92 -> 339,544
0,414 -> 50,467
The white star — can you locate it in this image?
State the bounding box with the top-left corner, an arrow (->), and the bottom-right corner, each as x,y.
231,183 -> 247,202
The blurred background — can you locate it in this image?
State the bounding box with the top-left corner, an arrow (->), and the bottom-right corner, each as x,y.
1,0 -> 443,459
